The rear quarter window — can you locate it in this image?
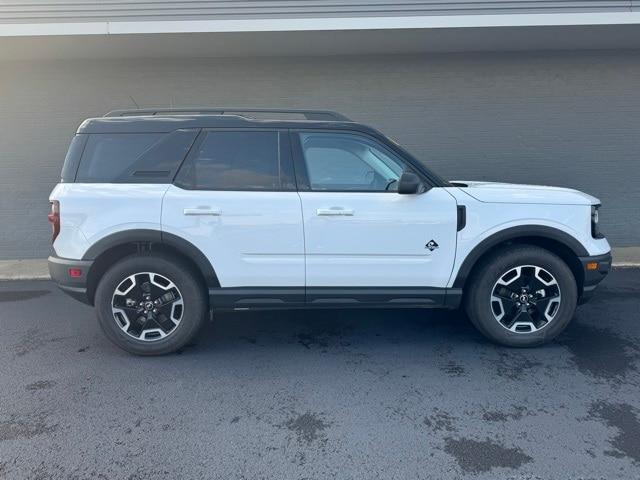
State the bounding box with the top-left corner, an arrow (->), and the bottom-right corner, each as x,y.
75,130 -> 198,183
60,134 -> 87,182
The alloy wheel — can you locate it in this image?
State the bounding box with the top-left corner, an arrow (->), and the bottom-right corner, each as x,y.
111,272 -> 184,341
490,265 -> 562,334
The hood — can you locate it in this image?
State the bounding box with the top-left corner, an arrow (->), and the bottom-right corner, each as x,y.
451,181 -> 599,205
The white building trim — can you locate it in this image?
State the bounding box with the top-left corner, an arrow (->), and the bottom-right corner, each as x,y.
2,12 -> 640,37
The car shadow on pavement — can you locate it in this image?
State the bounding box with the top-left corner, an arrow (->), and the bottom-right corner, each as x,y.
189,306 -> 487,354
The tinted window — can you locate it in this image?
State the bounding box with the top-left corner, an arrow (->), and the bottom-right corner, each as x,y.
176,131 -> 281,190
299,132 -> 406,192
61,134 -> 87,182
75,130 -> 197,183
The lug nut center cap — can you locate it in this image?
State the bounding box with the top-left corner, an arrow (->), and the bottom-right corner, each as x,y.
144,301 -> 154,311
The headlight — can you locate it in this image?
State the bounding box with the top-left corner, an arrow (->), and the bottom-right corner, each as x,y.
591,204 -> 603,238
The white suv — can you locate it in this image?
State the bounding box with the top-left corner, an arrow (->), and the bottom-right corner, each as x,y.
48,108 -> 612,355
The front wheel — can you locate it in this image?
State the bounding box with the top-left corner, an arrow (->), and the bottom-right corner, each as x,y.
94,254 -> 207,355
464,245 -> 578,347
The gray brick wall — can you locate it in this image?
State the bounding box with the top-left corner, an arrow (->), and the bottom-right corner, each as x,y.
0,50 -> 638,259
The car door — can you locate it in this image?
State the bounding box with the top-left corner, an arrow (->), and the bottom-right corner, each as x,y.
292,130 -> 458,294
162,129 -> 305,296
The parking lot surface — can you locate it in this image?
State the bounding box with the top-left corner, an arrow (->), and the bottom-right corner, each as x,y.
0,269 -> 639,479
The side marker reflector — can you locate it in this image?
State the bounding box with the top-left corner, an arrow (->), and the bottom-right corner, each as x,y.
68,268 -> 82,278
586,262 -> 598,271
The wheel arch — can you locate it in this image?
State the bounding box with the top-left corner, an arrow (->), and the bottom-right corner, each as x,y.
83,229 -> 219,305
453,225 -> 587,295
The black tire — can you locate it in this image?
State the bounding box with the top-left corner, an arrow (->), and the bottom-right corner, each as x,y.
94,253 -> 207,355
464,245 -> 578,347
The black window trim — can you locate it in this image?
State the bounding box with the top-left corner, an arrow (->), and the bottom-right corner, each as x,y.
68,133 -> 89,183
289,128 -> 433,194
172,128 -> 296,192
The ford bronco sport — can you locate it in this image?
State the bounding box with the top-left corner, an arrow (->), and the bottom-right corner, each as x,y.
48,108 -> 611,355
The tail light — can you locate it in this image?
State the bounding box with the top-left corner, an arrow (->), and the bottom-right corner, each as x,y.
48,200 -> 60,243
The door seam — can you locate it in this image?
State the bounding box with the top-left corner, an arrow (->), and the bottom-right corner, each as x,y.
296,190 -> 307,303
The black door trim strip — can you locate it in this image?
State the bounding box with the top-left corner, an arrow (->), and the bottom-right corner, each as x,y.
209,286 -> 462,310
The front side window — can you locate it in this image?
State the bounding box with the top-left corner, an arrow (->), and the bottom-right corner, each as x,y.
176,131 -> 281,190
298,132 -> 407,192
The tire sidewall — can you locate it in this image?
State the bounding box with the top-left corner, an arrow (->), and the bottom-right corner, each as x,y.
467,246 -> 578,347
94,254 -> 206,355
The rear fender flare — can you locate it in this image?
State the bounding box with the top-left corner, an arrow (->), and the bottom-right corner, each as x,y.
82,229 -> 219,288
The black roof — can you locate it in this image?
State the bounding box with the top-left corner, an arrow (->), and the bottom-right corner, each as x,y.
104,107 -> 351,121
78,108 -> 375,134
76,114 -> 383,136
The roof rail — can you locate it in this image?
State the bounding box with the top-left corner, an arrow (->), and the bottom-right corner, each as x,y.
104,108 -> 352,122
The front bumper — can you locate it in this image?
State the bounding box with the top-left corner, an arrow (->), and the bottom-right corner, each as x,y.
577,251 -> 612,304
48,255 -> 94,305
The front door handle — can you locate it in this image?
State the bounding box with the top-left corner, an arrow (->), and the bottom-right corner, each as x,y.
183,207 -> 222,216
316,208 -> 354,216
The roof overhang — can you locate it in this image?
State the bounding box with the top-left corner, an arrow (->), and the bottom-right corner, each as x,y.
1,13 -> 640,60
3,12 -> 640,37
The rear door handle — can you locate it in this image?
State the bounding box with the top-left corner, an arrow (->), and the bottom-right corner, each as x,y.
316,208 -> 354,216
183,207 -> 222,216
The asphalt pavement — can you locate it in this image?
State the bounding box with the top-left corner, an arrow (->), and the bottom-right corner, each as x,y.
0,269 -> 639,479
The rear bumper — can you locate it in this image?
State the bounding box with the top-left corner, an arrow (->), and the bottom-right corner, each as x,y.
577,251 -> 612,304
48,255 -> 93,305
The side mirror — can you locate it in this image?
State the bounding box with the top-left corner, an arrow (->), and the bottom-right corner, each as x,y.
397,171 -> 422,194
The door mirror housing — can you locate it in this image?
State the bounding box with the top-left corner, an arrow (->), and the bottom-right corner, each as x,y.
397,171 -> 423,194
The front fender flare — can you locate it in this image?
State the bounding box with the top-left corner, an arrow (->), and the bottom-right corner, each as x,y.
452,225 -> 588,288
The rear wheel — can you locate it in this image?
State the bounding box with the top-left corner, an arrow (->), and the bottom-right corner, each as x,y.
94,254 -> 207,355
464,245 -> 578,347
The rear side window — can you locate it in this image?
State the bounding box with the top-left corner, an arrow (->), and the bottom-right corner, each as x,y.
175,131 -> 282,190
75,130 -> 198,183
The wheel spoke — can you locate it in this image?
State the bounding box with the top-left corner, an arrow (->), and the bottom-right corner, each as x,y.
113,305 -> 140,316
498,304 -> 520,328
505,308 -> 536,331
119,312 -> 146,337
155,313 -> 177,331
113,296 -> 140,311
155,289 -> 180,307
140,314 -> 161,332
533,292 -> 560,320
492,295 -> 518,324
513,308 -> 535,324
503,267 -> 522,290
518,266 -> 536,290
493,285 -> 515,300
